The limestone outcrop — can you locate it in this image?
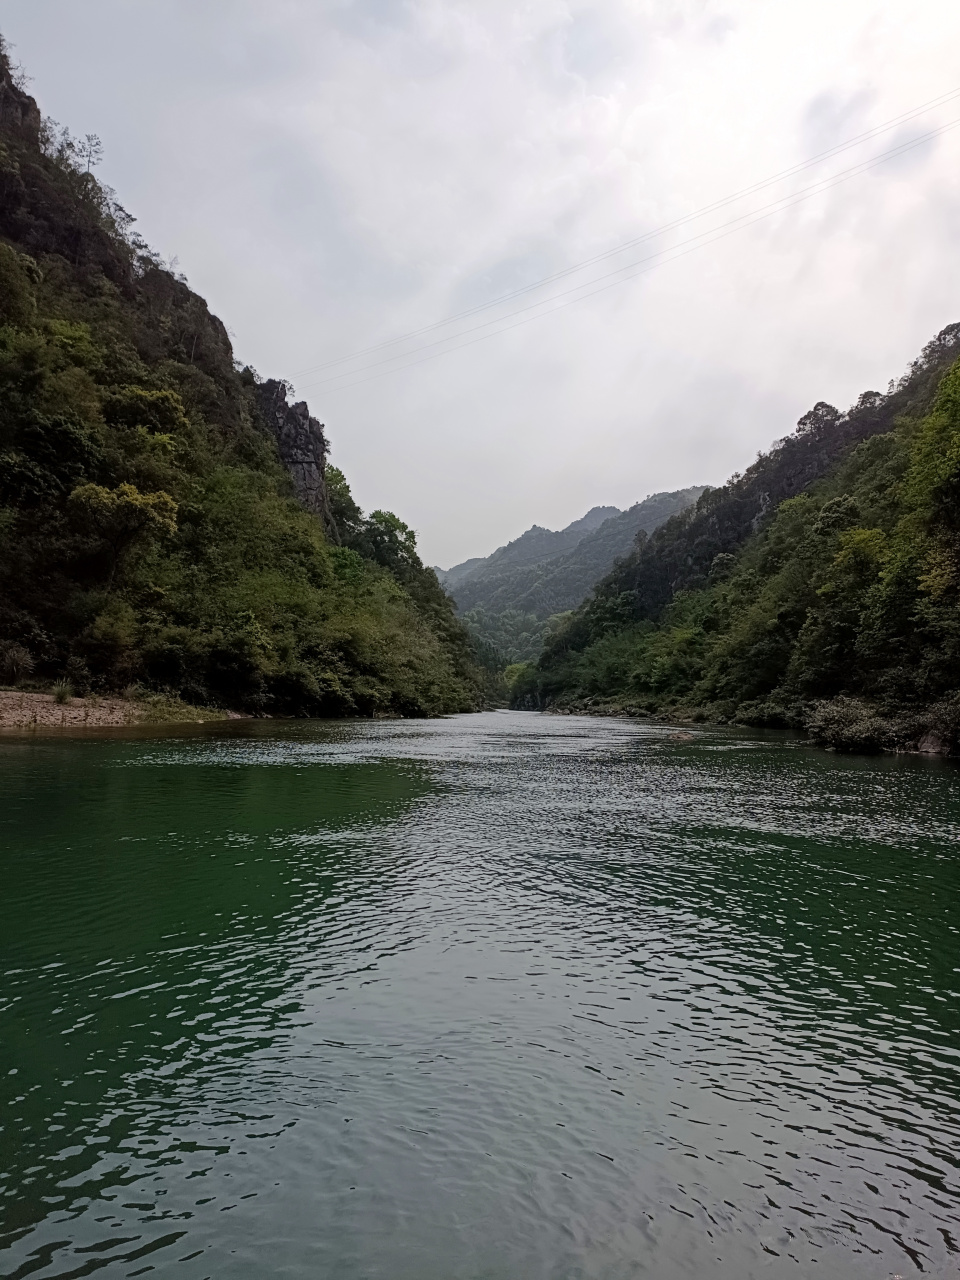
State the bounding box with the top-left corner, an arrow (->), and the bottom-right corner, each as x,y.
0,60 -> 41,139
257,379 -> 339,543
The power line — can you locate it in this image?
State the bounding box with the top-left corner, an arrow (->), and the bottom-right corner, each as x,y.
288,85 -> 960,384
293,114 -> 960,397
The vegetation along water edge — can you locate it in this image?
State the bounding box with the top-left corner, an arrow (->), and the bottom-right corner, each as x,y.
4,30 -> 959,755
0,37 -> 492,721
512,325 -> 960,756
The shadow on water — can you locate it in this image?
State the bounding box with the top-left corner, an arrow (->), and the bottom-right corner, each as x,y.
0,724 -> 436,1270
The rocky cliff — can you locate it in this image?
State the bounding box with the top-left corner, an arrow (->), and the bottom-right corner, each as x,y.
256,379 -> 339,542
0,54 -> 40,137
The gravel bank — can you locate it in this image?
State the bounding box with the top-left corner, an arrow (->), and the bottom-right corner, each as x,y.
0,691 -> 242,730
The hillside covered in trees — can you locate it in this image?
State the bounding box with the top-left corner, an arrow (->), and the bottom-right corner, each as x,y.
517,325 -> 960,752
0,38 -> 484,717
441,488 -> 703,662
438,503 -> 621,593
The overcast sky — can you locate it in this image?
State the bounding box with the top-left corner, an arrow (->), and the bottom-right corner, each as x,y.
3,1 -> 960,565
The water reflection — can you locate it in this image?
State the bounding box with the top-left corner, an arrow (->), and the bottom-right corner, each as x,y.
1,713 -> 958,1277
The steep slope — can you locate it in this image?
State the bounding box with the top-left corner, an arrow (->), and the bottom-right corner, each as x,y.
524,324 -> 960,751
435,556 -> 485,591
439,504 -> 621,593
454,488 -> 704,619
558,336 -> 960,638
0,39 -> 482,716
449,488 -> 702,662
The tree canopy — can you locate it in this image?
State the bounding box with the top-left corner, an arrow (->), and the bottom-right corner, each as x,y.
521,327 -> 960,752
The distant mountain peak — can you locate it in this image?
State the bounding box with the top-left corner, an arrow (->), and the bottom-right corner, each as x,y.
561,506 -> 621,537
436,491 -> 704,644
437,504 -> 624,590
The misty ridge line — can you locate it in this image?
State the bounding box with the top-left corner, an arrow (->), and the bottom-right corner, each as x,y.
296,112 -> 960,400
288,84 -> 960,391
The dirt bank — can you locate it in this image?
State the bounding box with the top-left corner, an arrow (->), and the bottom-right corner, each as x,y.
0,690 -> 243,730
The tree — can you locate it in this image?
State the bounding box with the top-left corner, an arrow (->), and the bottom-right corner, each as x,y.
80,132 -> 102,173
68,482 -> 177,588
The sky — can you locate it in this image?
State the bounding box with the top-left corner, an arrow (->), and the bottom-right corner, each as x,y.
3,1 -> 960,567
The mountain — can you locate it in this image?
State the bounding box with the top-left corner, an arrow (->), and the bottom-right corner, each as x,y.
452,490 -> 704,618
521,323 -> 960,752
437,504 -> 621,591
0,38 -> 484,717
435,556 -> 486,591
442,490 -> 703,662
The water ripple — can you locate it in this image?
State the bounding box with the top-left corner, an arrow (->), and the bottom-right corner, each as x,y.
1,712 -> 958,1278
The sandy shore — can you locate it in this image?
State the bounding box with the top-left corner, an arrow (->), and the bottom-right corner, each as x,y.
0,690 -> 242,730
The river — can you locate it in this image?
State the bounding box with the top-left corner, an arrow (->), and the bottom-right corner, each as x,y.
1,711 -> 958,1278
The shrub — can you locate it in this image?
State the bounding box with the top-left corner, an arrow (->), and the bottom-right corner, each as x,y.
805,697 -> 894,753
1,643 -> 34,684
52,679 -> 72,704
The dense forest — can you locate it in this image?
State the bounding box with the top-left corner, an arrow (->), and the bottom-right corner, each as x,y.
0,38 -> 485,717
516,326 -> 960,752
444,489 -> 703,662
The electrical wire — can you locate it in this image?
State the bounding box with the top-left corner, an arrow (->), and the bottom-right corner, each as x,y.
293,114 -> 960,397
287,85 -> 960,385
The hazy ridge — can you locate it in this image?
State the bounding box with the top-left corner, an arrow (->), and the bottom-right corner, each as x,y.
438,490 -> 703,662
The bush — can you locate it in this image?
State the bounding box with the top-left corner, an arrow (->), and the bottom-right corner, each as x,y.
1,643 -> 34,684
805,697 -> 897,753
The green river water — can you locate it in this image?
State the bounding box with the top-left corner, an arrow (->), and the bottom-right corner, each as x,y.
0,711 -> 958,1278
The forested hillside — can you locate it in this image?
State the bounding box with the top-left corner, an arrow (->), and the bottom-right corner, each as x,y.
455,489 -> 703,617
438,505 -> 620,591
447,489 -> 703,662
519,325 -> 960,752
0,38 -> 483,717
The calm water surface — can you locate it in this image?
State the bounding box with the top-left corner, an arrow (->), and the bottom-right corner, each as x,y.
1,712 -> 959,1279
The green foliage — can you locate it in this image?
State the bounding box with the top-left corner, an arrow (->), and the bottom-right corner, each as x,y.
0,641 -> 33,684
69,480 -> 178,588
460,606 -> 547,663
0,43 -> 482,718
325,464 -> 363,538
532,348 -> 960,750
102,386 -> 190,434
504,661 -> 538,706
0,243 -> 37,325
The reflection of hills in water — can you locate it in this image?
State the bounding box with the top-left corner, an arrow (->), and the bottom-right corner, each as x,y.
2,715 -> 959,1278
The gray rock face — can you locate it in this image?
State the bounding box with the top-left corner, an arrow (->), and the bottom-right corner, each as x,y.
257,379 -> 339,542
0,65 -> 42,139
917,730 -> 947,755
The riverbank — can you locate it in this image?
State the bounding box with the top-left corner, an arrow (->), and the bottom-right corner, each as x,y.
537,693 -> 957,756
0,689 -> 245,731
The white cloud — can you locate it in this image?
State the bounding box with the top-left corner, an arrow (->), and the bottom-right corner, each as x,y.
4,0 -> 960,563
